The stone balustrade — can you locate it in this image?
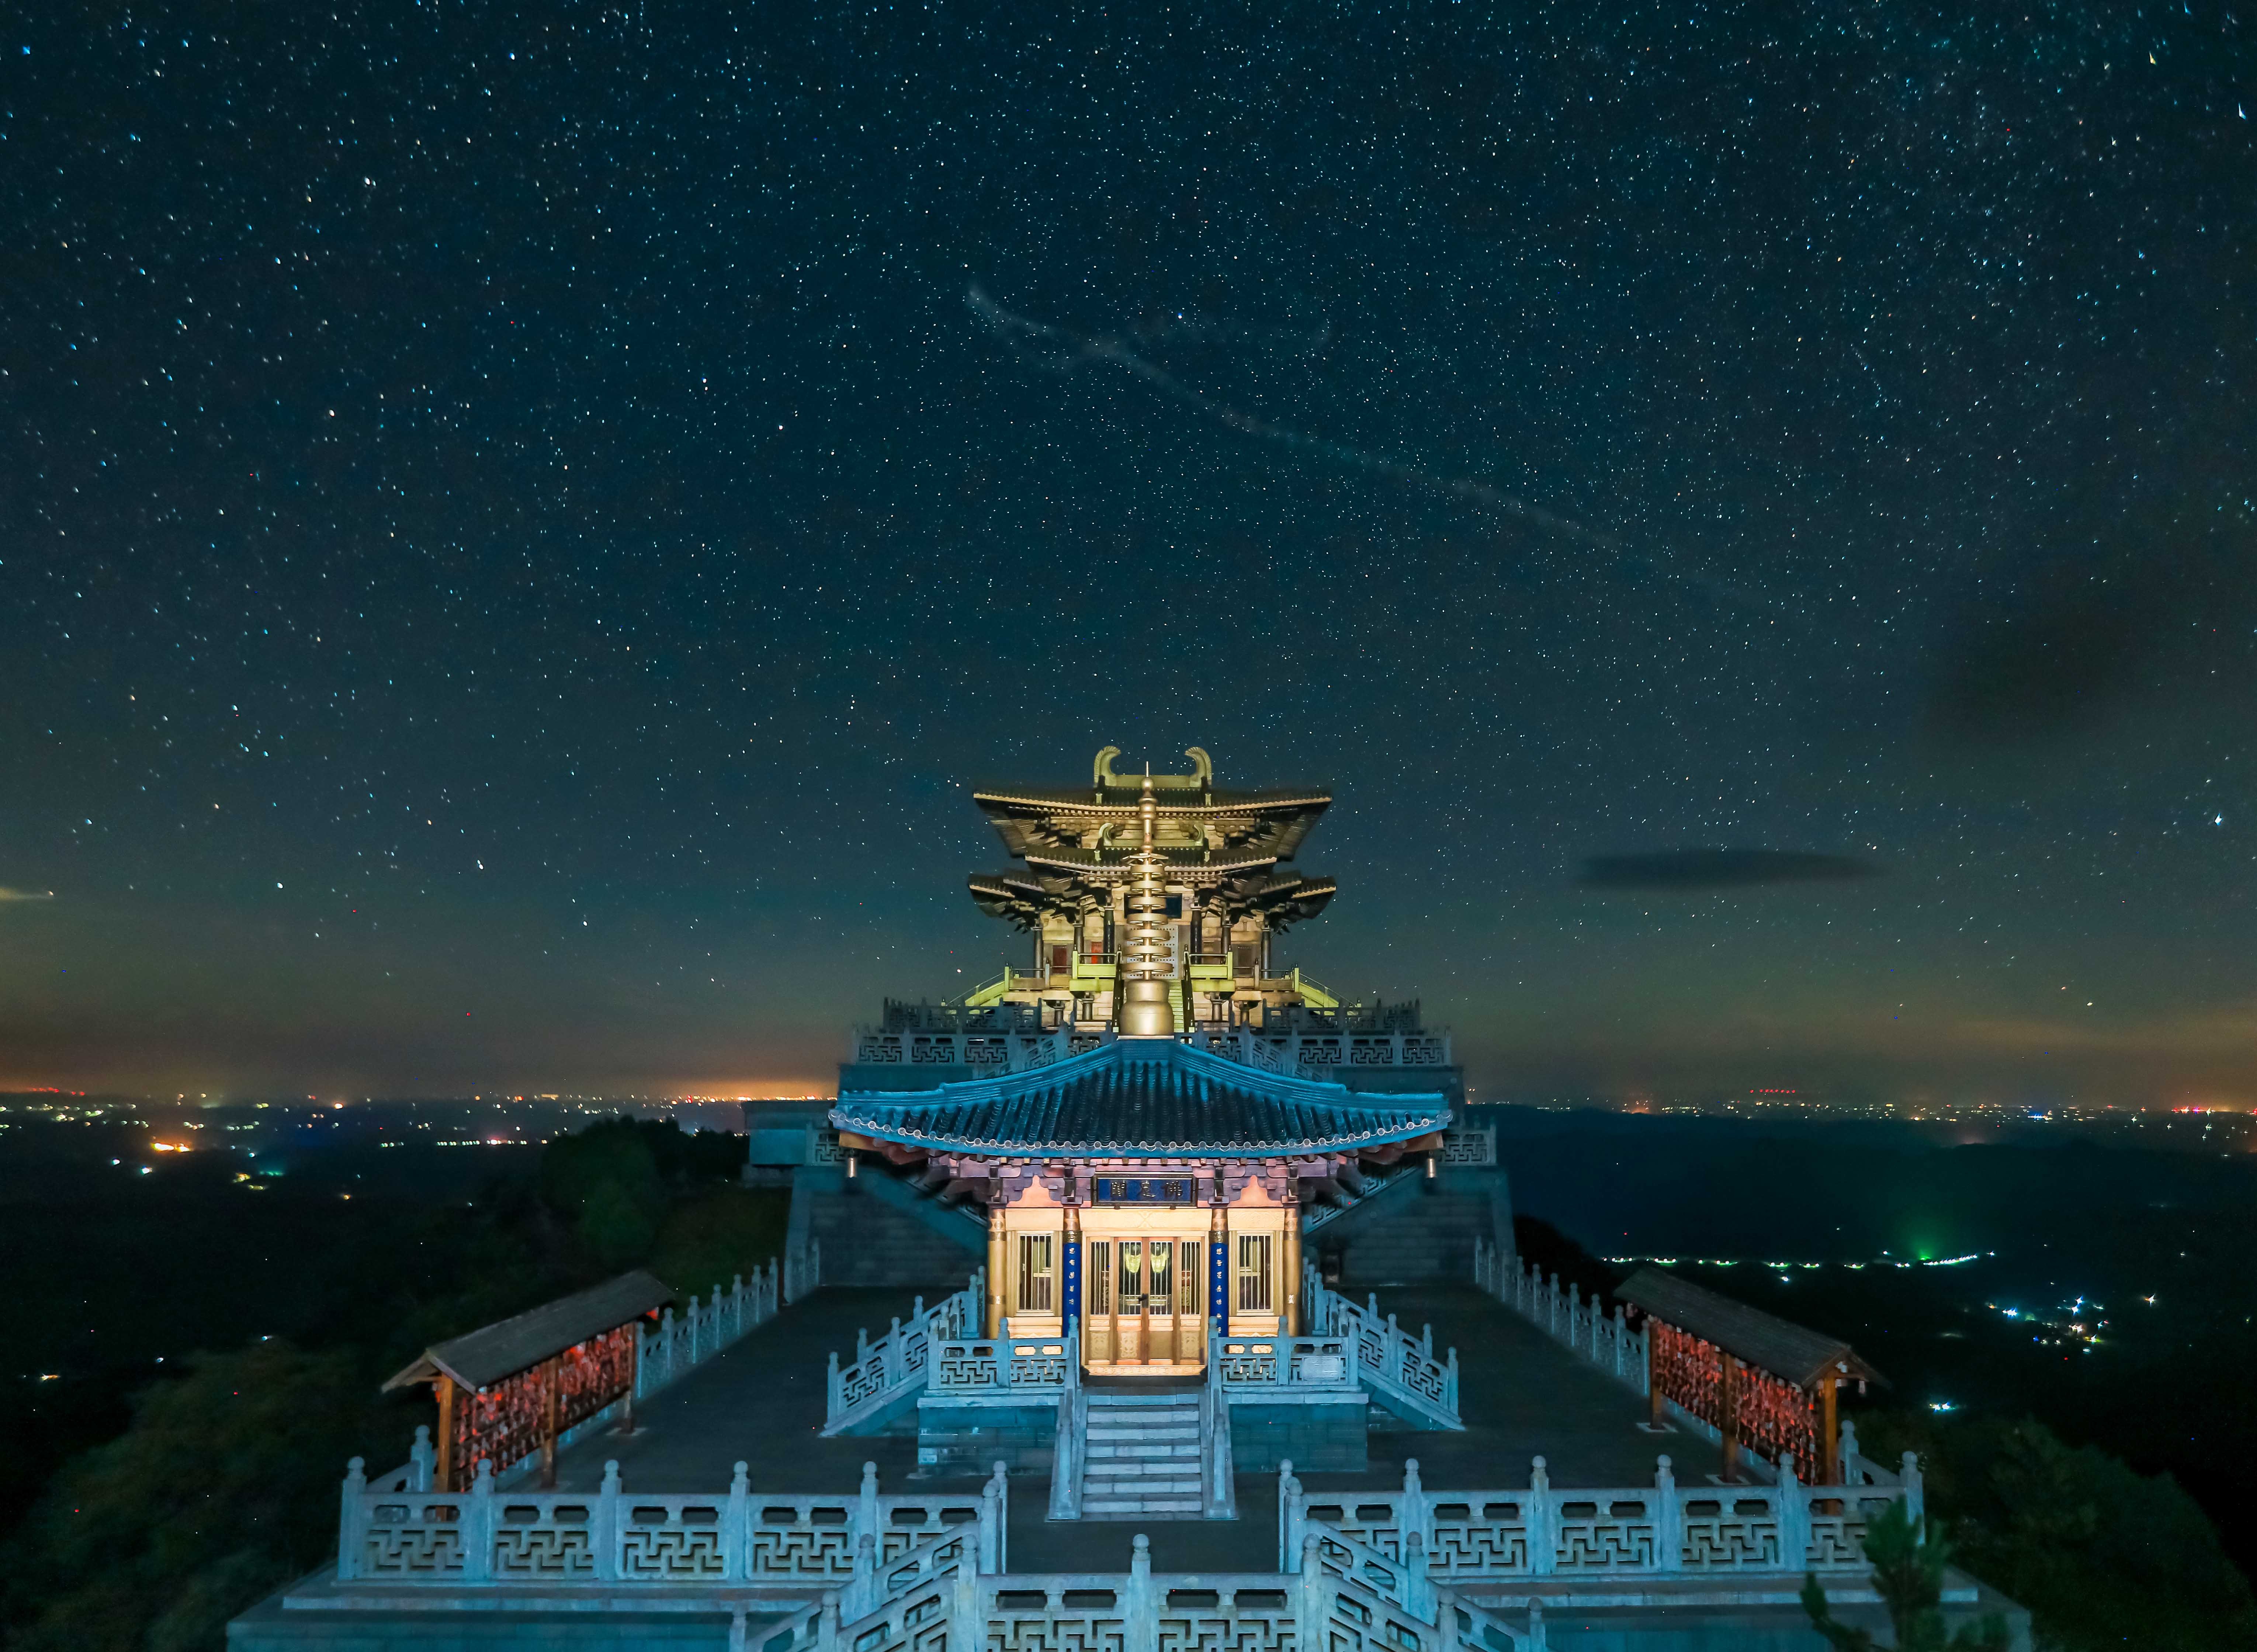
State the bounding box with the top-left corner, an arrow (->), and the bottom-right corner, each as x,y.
848,1025 -> 1459,1084
336,1459 -> 1007,1586
638,1247 -> 820,1403
822,1273 -> 984,1434
928,1326 -> 1073,1395
1303,1265 -> 1462,1429
1213,1328 -> 1362,1392
755,1531 -> 1537,1652
327,1450 -> 1960,1646
1279,1453 -> 1928,1585
852,1029 -> 1074,1071
1225,1028 -> 1454,1079
1472,1240 -> 1647,1398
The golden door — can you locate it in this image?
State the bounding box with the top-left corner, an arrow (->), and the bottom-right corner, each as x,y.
1086,1237 -> 1205,1366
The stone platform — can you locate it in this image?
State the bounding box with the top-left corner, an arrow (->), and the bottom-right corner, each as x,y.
530,1283 -> 1721,1574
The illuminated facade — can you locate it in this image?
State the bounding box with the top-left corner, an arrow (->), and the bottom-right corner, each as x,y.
830,749 -> 1464,1372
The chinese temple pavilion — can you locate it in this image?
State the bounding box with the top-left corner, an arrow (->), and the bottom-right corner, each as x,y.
233,744 -> 2034,1652
821,748 -> 1472,1375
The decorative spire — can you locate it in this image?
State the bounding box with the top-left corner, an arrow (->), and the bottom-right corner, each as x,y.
1117,771 -> 1176,1037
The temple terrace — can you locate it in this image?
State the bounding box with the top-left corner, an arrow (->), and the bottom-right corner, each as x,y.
229,748 -> 2029,1652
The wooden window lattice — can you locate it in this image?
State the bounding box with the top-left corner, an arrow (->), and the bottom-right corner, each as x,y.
1016,1233 -> 1055,1314
451,1323 -> 637,1486
1650,1320 -> 1819,1476
1237,1233 -> 1273,1314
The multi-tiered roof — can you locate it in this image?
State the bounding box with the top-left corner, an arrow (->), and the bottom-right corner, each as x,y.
966,746 -> 1338,934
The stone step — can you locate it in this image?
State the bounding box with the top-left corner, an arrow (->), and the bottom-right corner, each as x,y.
1086,1424 -> 1199,1440
1086,1400 -> 1199,1410
1084,1485 -> 1203,1499
1086,1445 -> 1202,1461
1082,1498 -> 1204,1517
1086,1462 -> 1199,1481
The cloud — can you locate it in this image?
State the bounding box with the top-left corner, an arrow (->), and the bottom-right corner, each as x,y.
0,888 -> 55,903
1578,850 -> 1881,891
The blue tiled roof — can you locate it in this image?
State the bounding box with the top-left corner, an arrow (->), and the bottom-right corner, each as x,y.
831,1039 -> 1449,1158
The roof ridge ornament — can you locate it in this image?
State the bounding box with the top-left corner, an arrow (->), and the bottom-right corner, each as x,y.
1093,745 -> 1214,794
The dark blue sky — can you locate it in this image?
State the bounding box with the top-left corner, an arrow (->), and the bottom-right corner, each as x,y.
4,1 -> 2253,1100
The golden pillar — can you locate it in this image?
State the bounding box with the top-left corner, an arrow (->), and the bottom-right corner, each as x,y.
1282,1171 -> 1302,1336
986,1198 -> 1006,1336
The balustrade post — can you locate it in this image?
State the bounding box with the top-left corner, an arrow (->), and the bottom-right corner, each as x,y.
1652,1457 -> 1681,1573
978,1472 -> 1001,1573
846,1531 -> 877,1619
464,1460 -> 496,1582
1294,1537 -> 1327,1645
828,1351 -> 842,1420
1278,1460 -> 1303,1570
816,1592 -> 841,1652
1526,1457 -> 1555,1577
1404,1530 -> 1434,1620
1435,1585 -> 1461,1652
718,1461 -> 748,1582
689,1297 -> 702,1366
1126,1534 -> 1158,1652
591,1460 -> 621,1582
1527,1601 -> 1547,1652
887,1318 -> 904,1386
1776,1455 -> 1808,1573
1444,1346 -> 1459,1415
1387,1313 -> 1404,1389
1901,1451 -> 1925,1530
950,1548 -> 980,1647
409,1424 -> 435,1492
336,1457 -> 367,1582
1402,1458 -> 1429,1555
989,1461 -> 1010,1571
857,1461 -> 880,1552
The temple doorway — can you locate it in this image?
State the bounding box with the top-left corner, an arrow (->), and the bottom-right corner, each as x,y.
1084,1233 -> 1207,1373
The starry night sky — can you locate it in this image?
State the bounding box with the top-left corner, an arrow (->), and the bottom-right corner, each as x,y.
4,2 -> 2253,1101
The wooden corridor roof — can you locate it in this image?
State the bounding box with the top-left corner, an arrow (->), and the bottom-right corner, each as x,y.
1616,1267 -> 1885,1390
382,1270 -> 676,1393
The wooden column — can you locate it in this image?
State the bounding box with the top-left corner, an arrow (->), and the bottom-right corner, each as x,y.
985,1198 -> 1006,1337
621,1328 -> 639,1437
1647,1325 -> 1666,1428
1282,1171 -> 1302,1336
435,1376 -> 458,1491
1818,1375 -> 1840,1485
1719,1352 -> 1742,1484
539,1356 -> 560,1489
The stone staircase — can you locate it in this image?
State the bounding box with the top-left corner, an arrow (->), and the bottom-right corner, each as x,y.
1081,1389 -> 1203,1519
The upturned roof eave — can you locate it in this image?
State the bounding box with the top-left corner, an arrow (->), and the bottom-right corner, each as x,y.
828,1109 -> 1450,1160
972,789 -> 1333,816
